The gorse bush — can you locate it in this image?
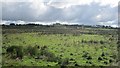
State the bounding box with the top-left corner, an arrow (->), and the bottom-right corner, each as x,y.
6,45 -> 23,59
100,40 -> 104,44
6,45 -> 40,59
25,45 -> 39,57
6,45 -> 61,63
61,58 -> 69,66
82,52 -> 92,60
6,46 -> 17,54
40,46 -> 61,62
16,46 -> 23,59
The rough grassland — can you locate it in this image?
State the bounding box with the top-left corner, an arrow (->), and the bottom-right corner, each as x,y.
2,32 -> 118,66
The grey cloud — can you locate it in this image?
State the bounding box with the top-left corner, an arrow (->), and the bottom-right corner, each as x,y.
2,2 -> 118,26
2,2 -> 37,21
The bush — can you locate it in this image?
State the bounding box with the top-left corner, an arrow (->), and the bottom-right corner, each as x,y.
41,45 -> 48,50
89,40 -> 93,43
101,52 -> 105,57
6,45 -> 23,59
25,45 -> 39,57
110,54 -> 117,59
98,57 -> 103,61
6,46 -> 17,53
86,56 -> 92,60
82,51 -> 89,58
100,40 -> 104,44
61,58 -> 69,66
81,39 -> 87,43
16,46 -> 23,59
117,41 -> 120,48
93,41 -> 98,44
41,49 -> 58,62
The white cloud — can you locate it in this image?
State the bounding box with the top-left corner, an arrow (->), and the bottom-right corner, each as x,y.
1,0 -> 119,7
95,0 -> 119,7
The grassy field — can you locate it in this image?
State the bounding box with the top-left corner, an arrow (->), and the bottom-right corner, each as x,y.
2,25 -> 118,67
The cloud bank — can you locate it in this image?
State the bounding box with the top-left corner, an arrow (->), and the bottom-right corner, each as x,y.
1,0 -> 119,26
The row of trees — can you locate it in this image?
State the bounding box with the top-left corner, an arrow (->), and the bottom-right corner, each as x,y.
2,23 -> 117,29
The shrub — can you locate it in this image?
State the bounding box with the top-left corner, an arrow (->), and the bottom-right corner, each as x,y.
26,45 -> 39,56
6,45 -> 23,59
117,41 -> 120,48
86,56 -> 92,60
70,53 -> 73,56
40,46 -> 48,56
6,46 -> 17,53
82,52 -> 92,60
93,41 -> 98,44
41,49 -> 59,62
100,40 -> 104,44
101,52 -> 105,57
16,46 -> 23,59
89,40 -> 93,43
32,46 -> 61,62
98,57 -> 103,61
41,45 -> 48,50
61,58 -> 69,66
82,51 -> 89,58
110,54 -> 117,59
75,63 -> 80,66
81,39 -> 87,43
86,61 -> 92,64
104,61 -> 108,65
109,59 -> 113,63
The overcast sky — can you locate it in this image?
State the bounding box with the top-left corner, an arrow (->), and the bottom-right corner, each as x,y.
1,0 -> 119,27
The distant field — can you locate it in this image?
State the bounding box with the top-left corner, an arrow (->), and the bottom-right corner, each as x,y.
2,25 -> 118,66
